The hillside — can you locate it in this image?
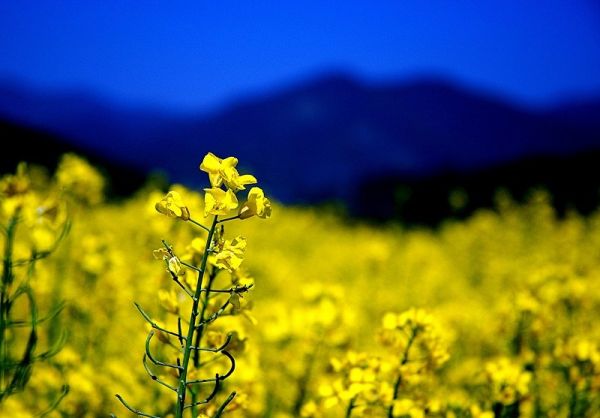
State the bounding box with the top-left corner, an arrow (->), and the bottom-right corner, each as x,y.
1,74 -> 599,221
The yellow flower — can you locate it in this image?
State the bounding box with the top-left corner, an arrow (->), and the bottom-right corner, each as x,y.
167,256 -> 185,277
199,152 -> 257,191
31,226 -> 55,252
200,152 -> 237,187
212,236 -> 246,272
203,188 -> 238,216
180,237 -> 207,265
56,154 -> 104,204
153,248 -> 170,260
470,406 -> 494,418
155,191 -> 190,220
222,170 -> 257,192
484,358 -> 531,405
300,401 -> 319,417
392,399 -> 424,418
382,312 -> 398,330
0,162 -> 30,198
378,309 -> 449,370
239,187 -> 272,219
231,269 -> 255,288
0,163 -> 32,216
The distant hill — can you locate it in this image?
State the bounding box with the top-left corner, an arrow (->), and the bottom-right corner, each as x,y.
354,150 -> 600,222
1,73 -> 599,222
0,119 -> 146,197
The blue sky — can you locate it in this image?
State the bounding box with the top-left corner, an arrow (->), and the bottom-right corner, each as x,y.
1,1 -> 599,111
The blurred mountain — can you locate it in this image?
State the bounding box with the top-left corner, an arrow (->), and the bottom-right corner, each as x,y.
0,118 -> 146,197
549,100 -> 600,129
1,73 -> 599,220
355,149 -> 600,222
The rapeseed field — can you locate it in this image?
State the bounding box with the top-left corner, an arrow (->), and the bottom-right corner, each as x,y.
0,154 -> 598,417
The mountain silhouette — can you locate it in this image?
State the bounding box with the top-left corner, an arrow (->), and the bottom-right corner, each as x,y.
0,118 -> 146,197
1,73 -> 599,215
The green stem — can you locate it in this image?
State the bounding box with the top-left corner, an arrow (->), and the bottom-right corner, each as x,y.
189,218 -> 210,233
387,329 -> 417,418
175,216 -> 218,418
193,267 -> 218,368
216,215 -> 240,223
567,381 -> 578,418
0,214 -> 18,394
345,397 -> 356,418
531,361 -> 543,418
214,391 -> 236,418
48,226 -> 70,346
2,215 -> 17,287
190,388 -> 198,418
292,338 -> 321,415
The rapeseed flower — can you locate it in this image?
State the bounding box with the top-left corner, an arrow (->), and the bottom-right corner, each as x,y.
239,187 -> 272,219
167,256 -> 185,277
155,191 -> 190,220
484,358 -> 531,405
203,187 -> 238,216
153,248 -> 170,260
0,162 -> 31,216
200,152 -> 257,191
10,151 -> 600,418
56,153 -> 104,204
392,399 -> 424,418
212,236 -> 247,272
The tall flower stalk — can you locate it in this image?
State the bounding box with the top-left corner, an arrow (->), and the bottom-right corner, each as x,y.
116,152 -> 271,417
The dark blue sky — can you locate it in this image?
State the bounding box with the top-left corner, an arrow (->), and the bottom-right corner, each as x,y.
1,1 -> 600,111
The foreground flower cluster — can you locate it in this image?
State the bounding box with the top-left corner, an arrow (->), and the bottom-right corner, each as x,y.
0,155 -> 598,417
116,152 -> 271,418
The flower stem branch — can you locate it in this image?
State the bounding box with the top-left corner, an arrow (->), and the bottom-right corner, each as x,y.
189,218 -> 210,232
216,215 -> 240,224
214,391 -> 237,418
387,328 -> 418,418
345,397 -> 356,418
115,394 -> 161,418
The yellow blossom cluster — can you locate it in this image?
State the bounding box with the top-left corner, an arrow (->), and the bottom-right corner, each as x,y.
484,358 -> 532,406
118,152 -> 273,417
310,351 -> 390,416
56,153 -> 105,205
379,309 -> 450,372
200,153 -> 271,219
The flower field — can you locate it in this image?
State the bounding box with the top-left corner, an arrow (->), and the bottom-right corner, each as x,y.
0,154 -> 599,417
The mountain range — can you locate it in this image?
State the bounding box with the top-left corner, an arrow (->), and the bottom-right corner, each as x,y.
1,73 -> 599,222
